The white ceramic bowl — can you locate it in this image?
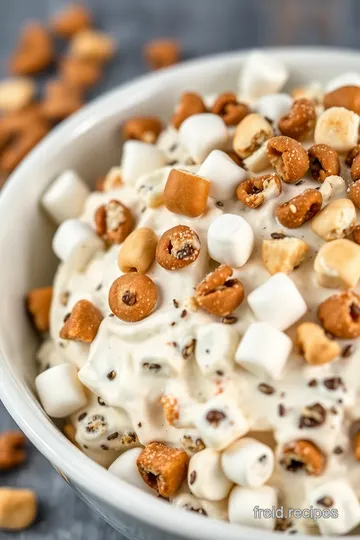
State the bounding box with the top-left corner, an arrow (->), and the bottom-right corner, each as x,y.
0,47 -> 359,540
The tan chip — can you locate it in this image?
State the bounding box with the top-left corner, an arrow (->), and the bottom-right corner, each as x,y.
164,169 -> 210,217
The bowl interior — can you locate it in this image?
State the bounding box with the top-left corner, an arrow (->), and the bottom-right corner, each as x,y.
1,47 -> 360,540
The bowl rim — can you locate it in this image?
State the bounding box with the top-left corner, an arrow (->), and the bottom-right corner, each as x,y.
1,46 -> 360,540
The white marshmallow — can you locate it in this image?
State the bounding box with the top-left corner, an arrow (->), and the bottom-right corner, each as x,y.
198,150 -> 247,200
256,93 -> 292,123
228,485 -> 277,530
171,487 -> 228,520
308,479 -> 360,535
178,114 -> 228,164
195,323 -> 239,376
52,219 -> 104,271
108,448 -> 154,495
221,437 -> 274,487
238,52 -> 288,100
243,143 -> 270,173
188,449 -> 233,501
135,166 -> 171,208
162,380 -> 199,429
35,363 -> 87,418
325,72 -> 360,93
121,141 -> 167,186
314,107 -> 360,153
319,175 -> 346,205
235,322 -> 292,379
41,170 -> 90,224
247,273 -> 307,331
207,213 -> 254,267
194,394 -> 248,451
102,167 -> 122,191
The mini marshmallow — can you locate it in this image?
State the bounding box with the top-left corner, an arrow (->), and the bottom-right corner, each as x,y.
247,273 -> 307,331
319,175 -> 346,205
52,219 -> 104,271
171,487 -> 228,520
238,52 -> 288,100
235,322 -> 292,379
314,107 -> 360,152
207,213 -> 254,267
35,363 -> 87,418
194,394 -> 248,451
178,113 -> 228,164
198,150 -> 247,200
256,93 -> 292,123
228,485 -> 277,530
221,437 -> 274,487
325,72 -> 360,93
243,143 -> 270,173
135,166 -> 171,208
108,448 -> 154,495
121,140 -> 167,186
41,170 -> 90,224
188,449 -> 233,501
195,323 -> 239,376
308,479 -> 360,535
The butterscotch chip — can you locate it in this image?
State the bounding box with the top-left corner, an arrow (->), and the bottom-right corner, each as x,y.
95,199 -> 133,244
318,291 -> 360,339
144,39 -> 181,70
42,80 -> 83,121
236,173 -> 281,209
137,442 -> 189,497
60,299 -> 103,342
69,30 -> 116,63
296,322 -> 341,365
0,432 -> 26,470
171,92 -> 207,129
196,265 -> 245,317
156,225 -> 200,270
26,286 -> 53,332
349,179 -> 360,209
278,99 -> 316,140
211,92 -> 250,126
267,136 -> 309,184
280,440 -> 325,476
0,488 -> 37,530
50,4 -> 92,38
109,274 -> 157,323
122,116 -> 163,143
324,85 -> 360,114
60,56 -> 102,90
308,144 -> 340,183
9,23 -> 54,75
164,169 -> 210,217
118,227 -> 158,274
276,189 -> 322,229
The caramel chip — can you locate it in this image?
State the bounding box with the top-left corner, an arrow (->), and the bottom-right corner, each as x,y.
156,225 -> 200,270
164,169 -> 210,217
95,199 -> 133,245
109,274 -> 157,323
60,299 -> 103,343
26,286 -> 53,333
0,432 -> 26,471
196,265 -> 245,317
144,39 -> 181,70
137,442 -> 189,497
50,4 -> 92,38
9,23 -> 54,75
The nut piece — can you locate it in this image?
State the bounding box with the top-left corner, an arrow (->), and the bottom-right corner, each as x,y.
144,39 -> 181,70
278,98 -> 316,140
60,56 -> 102,90
172,92 -> 207,129
137,442 -> 189,497
9,23 -> 54,75
211,92 -> 250,126
60,300 -> 103,343
195,265 -> 245,317
0,432 -> 26,470
311,199 -> 356,241
70,30 -> 116,63
267,136 -> 309,183
314,107 -> 359,153
276,189 -> 322,228
233,113 -> 273,159
95,199 -> 133,244
280,440 -> 325,476
314,239 -> 360,289
0,488 -> 37,530
296,322 -> 341,365
318,290 -> 360,338
42,80 -> 83,121
156,225 -> 200,270
346,145 -> 360,181
50,4 -> 92,38
122,116 -> 163,144
164,169 -> 210,217
324,85 -> 360,114
26,286 -> 53,333
109,274 -> 157,323
308,144 -> 340,183
118,228 -> 158,274
0,78 -> 35,113
349,179 -> 360,209
236,173 -> 281,209
0,120 -> 49,174
262,237 -> 308,275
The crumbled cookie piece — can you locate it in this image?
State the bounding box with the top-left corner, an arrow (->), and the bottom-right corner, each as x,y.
296,322 -> 341,365
280,439 -> 326,476
262,236 -> 308,275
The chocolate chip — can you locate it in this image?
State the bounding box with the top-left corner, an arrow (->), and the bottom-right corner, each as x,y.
109,313 -> 114,317
122,290 -> 136,306
63,313 -> 70,322
323,377 -> 343,390
107,370 -> 116,380
142,362 -> 161,373
138,422 -> 142,428
295,180 -> 304,186
176,244 -> 195,260
221,315 -> 238,325
78,412 -> 87,422
101,444 -> 109,451
189,471 -> 197,485
325,331 -> 335,340
206,410 -> 226,427
271,232 -> 286,239
216,201 -> 224,207
350,302 -> 360,320
308,379 -> 318,387
184,505 -> 207,516
182,338 -> 196,359
169,143 -> 178,153
96,283 -> 102,291
316,496 -> 334,508
180,309 -> 187,318
107,432 -> 119,441
299,403 -> 326,428
259,454 -> 267,463
258,383 -> 275,395
342,344 -> 354,358
333,446 -> 344,455
173,299 -> 179,308
278,403 -> 286,417
98,397 -> 106,406
216,370 -> 224,377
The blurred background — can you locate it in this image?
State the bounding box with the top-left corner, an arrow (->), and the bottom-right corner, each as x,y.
0,0 -> 359,538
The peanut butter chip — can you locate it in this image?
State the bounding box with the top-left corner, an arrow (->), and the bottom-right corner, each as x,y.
60,300 -> 103,343
109,274 -> 157,323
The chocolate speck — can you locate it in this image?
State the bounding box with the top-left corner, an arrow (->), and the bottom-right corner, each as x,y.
271,232 -> 286,239
101,444 -> 109,451
308,379 -> 318,388
258,383 -> 275,395
180,309 -> 187,318
324,377 -> 343,391
122,290 -> 136,306
107,432 -> 119,441
206,410 -> 226,427
333,446 -> 344,455
317,496 -> 333,508
97,397 -> 106,407
221,315 -> 238,325
278,403 -> 286,417
173,299 -> 179,308
189,471 -> 197,485
78,412 -> 87,422
216,201 -> 224,208
342,344 -> 354,358
96,283 -> 102,291
107,370 -> 116,380
63,313 -> 70,322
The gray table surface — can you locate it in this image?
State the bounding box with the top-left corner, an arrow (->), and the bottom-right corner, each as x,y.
1,0 -> 360,538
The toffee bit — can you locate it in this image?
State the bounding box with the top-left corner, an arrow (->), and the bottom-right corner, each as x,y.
342,344 -> 354,358
107,370 -> 116,381
221,315 -> 238,325
173,299 -> 179,308
271,232 -> 286,239
278,403 -> 286,417
258,383 -> 275,395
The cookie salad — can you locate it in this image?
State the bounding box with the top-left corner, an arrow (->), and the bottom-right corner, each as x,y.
27,52 -> 360,535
